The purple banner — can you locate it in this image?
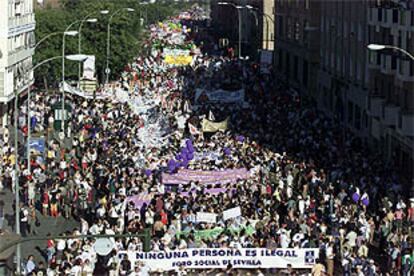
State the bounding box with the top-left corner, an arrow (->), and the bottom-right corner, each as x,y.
126,192 -> 154,209
162,168 -> 250,185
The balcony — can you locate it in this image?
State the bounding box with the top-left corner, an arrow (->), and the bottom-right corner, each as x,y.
8,15 -> 35,36
369,96 -> 385,118
383,104 -> 400,126
399,112 -> 414,137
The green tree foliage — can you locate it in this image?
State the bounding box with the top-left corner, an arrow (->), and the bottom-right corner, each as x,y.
34,0 -> 190,88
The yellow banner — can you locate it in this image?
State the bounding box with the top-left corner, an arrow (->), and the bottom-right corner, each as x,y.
202,118 -> 228,132
165,55 -> 193,66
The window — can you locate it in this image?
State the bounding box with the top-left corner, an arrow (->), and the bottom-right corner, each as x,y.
350,57 -> 353,77
321,17 -> 324,32
392,9 -> 398,23
348,101 -> 354,123
278,16 -> 284,37
411,11 -> 414,26
286,54 -> 290,78
355,106 -> 361,130
278,50 -> 283,68
344,22 -> 347,38
287,17 -> 291,39
376,52 -> 381,65
294,21 -> 300,41
398,31 -> 402,48
294,56 -> 298,79
391,55 -> 397,70
303,20 -> 309,44
303,60 -> 308,87
15,2 -> 22,16
305,0 -> 310,9
378,8 -> 382,22
410,61 -> 414,76
400,10 -> 406,25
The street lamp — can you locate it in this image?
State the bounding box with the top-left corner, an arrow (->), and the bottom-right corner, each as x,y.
78,10 -> 109,87
77,17 -> 98,86
105,8 -> 135,85
61,27 -> 79,138
218,2 -> 244,59
367,44 -> 414,60
138,2 -> 149,26
246,5 -> 275,50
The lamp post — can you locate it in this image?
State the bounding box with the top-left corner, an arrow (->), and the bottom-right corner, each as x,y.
105,8 -> 135,85
27,32 -> 64,175
246,5 -> 275,51
138,2 -> 149,27
77,17 -> 99,87
78,10 -> 108,87
218,2 -> 244,59
15,54 -> 87,275
61,25 -> 79,138
367,44 -> 414,60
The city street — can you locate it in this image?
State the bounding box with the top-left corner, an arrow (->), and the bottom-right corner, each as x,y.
0,1 -> 413,276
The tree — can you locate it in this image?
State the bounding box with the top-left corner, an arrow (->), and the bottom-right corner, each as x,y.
34,0 -> 190,88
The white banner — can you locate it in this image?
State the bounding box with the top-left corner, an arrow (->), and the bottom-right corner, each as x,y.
118,248 -> 319,271
62,82 -> 111,100
163,48 -> 190,57
222,207 -> 241,221
195,88 -> 245,104
196,212 -> 217,224
82,55 -> 95,80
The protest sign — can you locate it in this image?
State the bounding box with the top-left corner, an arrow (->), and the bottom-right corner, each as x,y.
118,248 -> 319,271
162,168 -> 250,185
195,88 -> 245,104
202,118 -> 228,132
28,137 -> 46,155
196,212 -> 218,224
165,55 -> 193,66
222,207 -> 242,221
176,226 -> 255,241
82,55 -> 96,80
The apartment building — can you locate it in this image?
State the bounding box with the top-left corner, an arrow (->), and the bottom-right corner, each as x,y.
366,0 -> 414,179
273,0 -> 320,97
0,0 -> 35,127
318,0 -> 370,137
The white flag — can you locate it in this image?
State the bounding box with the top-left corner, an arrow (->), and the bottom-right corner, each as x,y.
188,123 -> 200,136
208,110 -> 215,121
184,100 -> 191,113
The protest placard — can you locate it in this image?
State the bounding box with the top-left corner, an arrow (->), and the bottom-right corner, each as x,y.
222,207 -> 242,221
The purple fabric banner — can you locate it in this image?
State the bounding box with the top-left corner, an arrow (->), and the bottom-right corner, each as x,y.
162,168 -> 250,185
126,192 -> 154,209
179,187 -> 233,197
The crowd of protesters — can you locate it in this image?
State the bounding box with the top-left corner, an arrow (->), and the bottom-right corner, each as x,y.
0,6 -> 413,276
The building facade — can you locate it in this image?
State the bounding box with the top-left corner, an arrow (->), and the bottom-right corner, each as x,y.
274,0 -> 414,181
318,0 -> 370,137
366,0 -> 414,179
0,0 -> 35,128
273,0 -> 320,97
262,0 -> 275,51
210,0 -> 275,58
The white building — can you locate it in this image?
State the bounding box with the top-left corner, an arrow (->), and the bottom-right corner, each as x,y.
0,0 -> 36,128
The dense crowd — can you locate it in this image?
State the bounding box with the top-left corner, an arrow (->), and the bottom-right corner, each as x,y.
0,6 -> 413,276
